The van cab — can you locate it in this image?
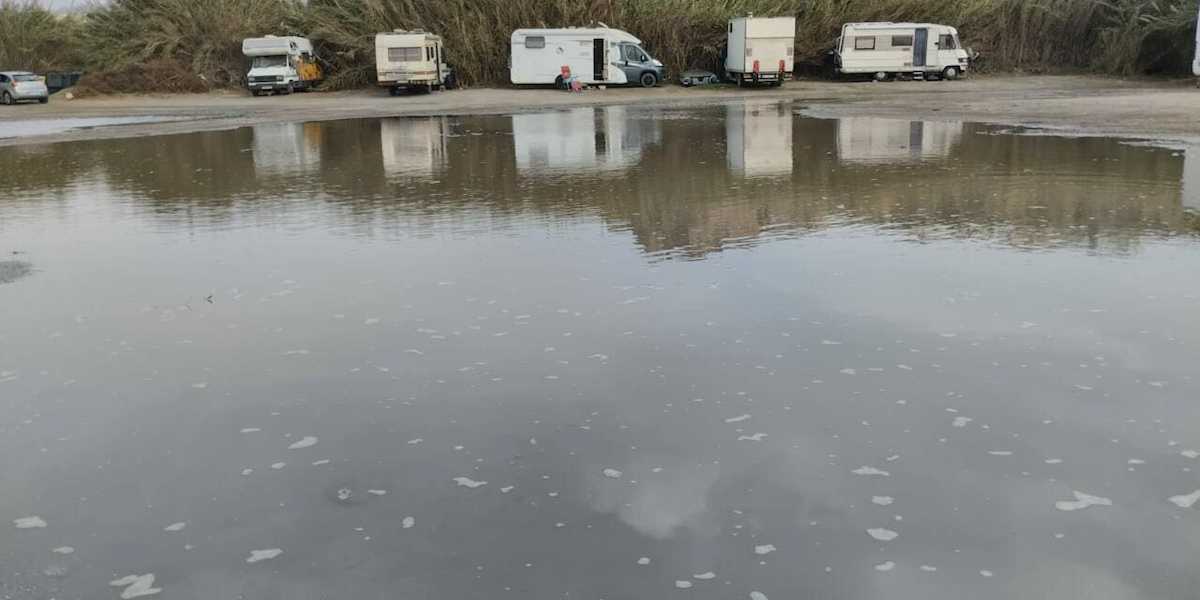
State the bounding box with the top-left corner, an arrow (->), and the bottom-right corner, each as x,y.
835,22 -> 970,81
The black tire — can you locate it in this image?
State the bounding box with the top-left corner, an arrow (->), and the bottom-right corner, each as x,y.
639,72 -> 657,88
942,66 -> 961,81
444,72 -> 457,90
554,75 -> 564,90
38,97 -> 48,104
1,92 -> 12,106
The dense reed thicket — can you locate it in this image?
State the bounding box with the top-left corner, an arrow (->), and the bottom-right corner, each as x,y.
2,0 -> 1197,90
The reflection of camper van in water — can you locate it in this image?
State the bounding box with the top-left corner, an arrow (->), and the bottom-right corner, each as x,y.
379,117 -> 449,178
835,117 -> 962,164
1183,147 -> 1200,213
252,122 -> 322,175
512,106 -> 662,174
726,103 -> 793,177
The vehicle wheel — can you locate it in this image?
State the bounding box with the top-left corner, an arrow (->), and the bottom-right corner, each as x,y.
39,97 -> 48,104
554,75 -> 564,90
942,66 -> 960,80
639,72 -> 657,88
1,92 -> 12,105
873,71 -> 888,82
444,73 -> 457,90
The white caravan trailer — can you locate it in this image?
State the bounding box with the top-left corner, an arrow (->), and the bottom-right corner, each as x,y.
375,30 -> 454,95
834,22 -> 969,81
724,16 -> 796,86
510,26 -> 666,88
242,36 -> 322,95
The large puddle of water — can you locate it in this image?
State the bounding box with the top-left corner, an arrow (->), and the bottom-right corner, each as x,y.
2,102 -> 1199,600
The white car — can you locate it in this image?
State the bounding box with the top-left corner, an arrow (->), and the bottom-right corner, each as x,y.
0,71 -> 49,105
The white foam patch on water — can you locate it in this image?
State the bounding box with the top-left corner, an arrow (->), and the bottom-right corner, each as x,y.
755,544 -> 776,555
1055,491 -> 1112,511
500,486 -> 515,493
454,477 -> 488,488
1168,490 -> 1200,508
1182,450 -> 1199,459
920,565 -> 937,572
402,516 -> 416,528
872,496 -> 894,506
246,548 -> 283,563
867,528 -> 898,541
1045,459 -> 1063,464
163,522 -> 186,532
270,462 -> 286,470
288,436 -> 318,450
725,414 -> 751,423
750,592 -> 769,600
693,572 -> 716,580
311,459 -> 331,466
241,468 -> 254,476
14,516 -> 46,529
853,466 -> 890,477
874,561 -> 896,572
191,383 -> 208,389
52,546 -> 75,554
980,570 -> 994,577
840,368 -> 857,375
109,574 -> 162,599
240,428 -> 261,434
987,450 -> 1013,456
367,489 -> 388,496
407,438 -> 423,445
675,581 -> 693,589
637,557 -> 651,565
603,468 -> 623,479
952,417 -> 972,428
738,433 -> 768,442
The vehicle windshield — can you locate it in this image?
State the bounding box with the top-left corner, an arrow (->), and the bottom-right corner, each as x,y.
13,74 -> 39,82
251,55 -> 289,69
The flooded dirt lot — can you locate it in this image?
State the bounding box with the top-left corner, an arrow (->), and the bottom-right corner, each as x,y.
2,102 -> 1199,600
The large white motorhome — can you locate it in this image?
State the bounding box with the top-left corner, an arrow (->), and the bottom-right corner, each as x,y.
834,22 -> 969,81
510,26 -> 666,88
375,30 -> 454,95
242,36 -> 322,96
724,16 -> 796,86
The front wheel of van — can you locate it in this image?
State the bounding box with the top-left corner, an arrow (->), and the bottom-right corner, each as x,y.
639,72 -> 658,88
873,72 -> 888,82
942,66 -> 960,81
1,92 -> 12,105
554,75 -> 564,90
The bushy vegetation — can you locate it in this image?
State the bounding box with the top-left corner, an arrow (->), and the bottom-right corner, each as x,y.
0,0 -> 1196,92
0,0 -> 85,72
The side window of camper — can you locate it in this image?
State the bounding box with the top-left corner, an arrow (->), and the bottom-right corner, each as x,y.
854,37 -> 876,51
891,35 -> 913,47
938,34 -> 956,49
525,36 -> 546,49
389,47 -> 422,62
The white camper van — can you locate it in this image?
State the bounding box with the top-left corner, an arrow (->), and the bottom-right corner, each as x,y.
242,36 -> 322,95
724,16 -> 796,86
834,22 -> 969,81
375,30 -> 454,95
510,26 -> 666,88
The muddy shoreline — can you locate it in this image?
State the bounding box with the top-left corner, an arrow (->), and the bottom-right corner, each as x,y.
1,75 -> 1198,147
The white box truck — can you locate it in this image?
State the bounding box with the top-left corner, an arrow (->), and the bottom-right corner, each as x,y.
834,22 -> 970,81
510,26 -> 666,88
375,30 -> 455,95
242,36 -> 322,96
724,16 -> 796,87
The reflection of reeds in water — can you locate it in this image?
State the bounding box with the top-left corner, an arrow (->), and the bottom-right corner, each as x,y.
0,111 -> 1196,255
1,0 -> 1196,89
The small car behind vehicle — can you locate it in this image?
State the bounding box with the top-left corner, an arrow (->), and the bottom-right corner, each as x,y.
0,71 -> 49,105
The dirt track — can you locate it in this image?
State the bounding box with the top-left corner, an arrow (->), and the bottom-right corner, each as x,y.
1,75 -> 1198,146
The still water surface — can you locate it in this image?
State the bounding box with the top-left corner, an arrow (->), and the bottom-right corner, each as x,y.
2,102 -> 1199,600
